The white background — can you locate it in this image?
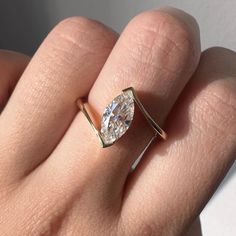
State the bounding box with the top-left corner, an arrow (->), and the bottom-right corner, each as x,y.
0,1 -> 235,235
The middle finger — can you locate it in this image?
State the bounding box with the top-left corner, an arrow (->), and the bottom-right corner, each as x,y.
0,17 -> 118,184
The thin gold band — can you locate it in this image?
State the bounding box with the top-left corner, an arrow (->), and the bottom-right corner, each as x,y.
77,99 -> 107,147
77,87 -> 167,148
122,87 -> 167,140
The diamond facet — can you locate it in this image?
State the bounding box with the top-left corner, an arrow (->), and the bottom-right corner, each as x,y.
100,91 -> 134,145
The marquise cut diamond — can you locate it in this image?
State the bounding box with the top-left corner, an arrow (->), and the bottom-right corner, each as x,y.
100,91 -> 134,145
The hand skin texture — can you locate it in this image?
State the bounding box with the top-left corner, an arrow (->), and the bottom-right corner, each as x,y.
0,7 -> 235,236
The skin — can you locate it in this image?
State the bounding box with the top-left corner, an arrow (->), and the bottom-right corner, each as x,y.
0,7 -> 235,236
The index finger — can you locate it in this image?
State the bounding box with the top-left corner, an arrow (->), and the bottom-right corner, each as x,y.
0,50 -> 29,112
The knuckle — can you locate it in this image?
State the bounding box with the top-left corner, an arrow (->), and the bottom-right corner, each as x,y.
132,9 -> 193,39
201,47 -> 236,70
49,16 -> 116,55
125,9 -> 199,75
58,16 -> 99,29
199,80 -> 236,136
195,47 -> 236,137
202,46 -> 235,57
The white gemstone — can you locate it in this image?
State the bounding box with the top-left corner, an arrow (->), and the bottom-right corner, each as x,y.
100,91 -> 134,145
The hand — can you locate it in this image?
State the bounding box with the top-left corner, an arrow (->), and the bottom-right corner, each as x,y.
0,7 -> 235,236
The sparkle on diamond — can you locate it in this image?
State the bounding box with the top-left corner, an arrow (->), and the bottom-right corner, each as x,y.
100,91 -> 134,145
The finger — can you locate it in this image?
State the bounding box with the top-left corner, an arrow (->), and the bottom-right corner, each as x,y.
185,217 -> 202,236
0,50 -> 29,112
122,47 -> 236,235
39,7 -> 201,214
0,17 -> 118,183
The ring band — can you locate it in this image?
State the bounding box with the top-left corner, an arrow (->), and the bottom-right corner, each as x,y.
77,87 -> 167,148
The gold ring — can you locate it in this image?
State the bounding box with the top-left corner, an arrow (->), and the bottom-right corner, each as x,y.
77,87 -> 167,148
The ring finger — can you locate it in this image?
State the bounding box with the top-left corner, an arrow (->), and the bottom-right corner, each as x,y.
40,7 -> 201,212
